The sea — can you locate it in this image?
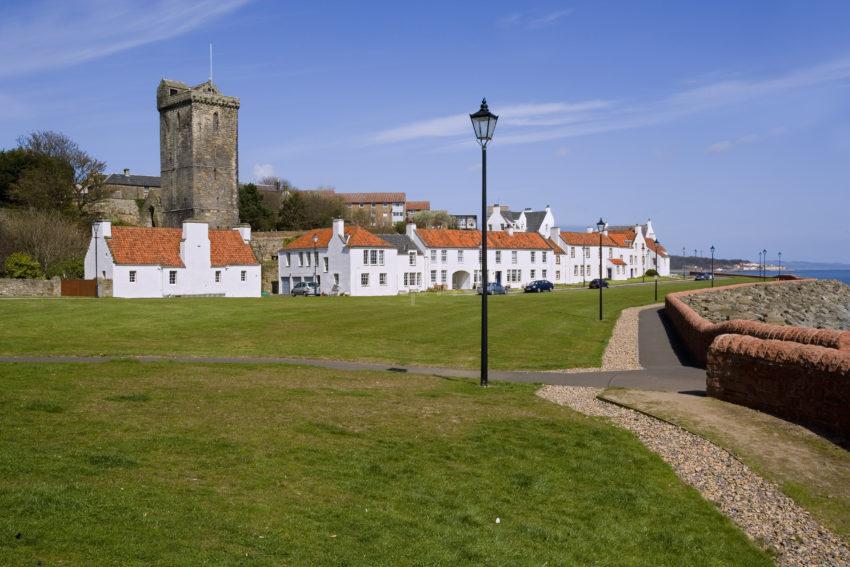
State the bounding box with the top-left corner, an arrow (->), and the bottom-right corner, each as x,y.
731,269 -> 850,285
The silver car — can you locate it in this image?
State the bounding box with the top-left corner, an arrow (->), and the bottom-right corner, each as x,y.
291,281 -> 319,296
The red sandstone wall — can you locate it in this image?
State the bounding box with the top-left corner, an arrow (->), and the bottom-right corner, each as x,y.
663,279 -> 850,365
707,334 -> 850,439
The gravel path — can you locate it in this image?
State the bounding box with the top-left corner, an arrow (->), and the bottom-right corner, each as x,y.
537,385 -> 850,566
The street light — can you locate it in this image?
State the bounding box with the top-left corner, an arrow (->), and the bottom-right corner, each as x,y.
597,218 -> 605,320
312,233 -> 319,284
470,98 -> 498,387
778,251 -> 782,278
654,239 -> 660,301
762,249 -> 767,282
758,251 -> 762,280
682,246 -> 686,279
710,245 -> 715,288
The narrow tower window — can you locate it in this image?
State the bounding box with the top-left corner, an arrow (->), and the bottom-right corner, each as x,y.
213,112 -> 219,132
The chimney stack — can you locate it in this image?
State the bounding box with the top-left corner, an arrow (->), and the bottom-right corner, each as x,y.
332,218 -> 345,238
123,168 -> 130,177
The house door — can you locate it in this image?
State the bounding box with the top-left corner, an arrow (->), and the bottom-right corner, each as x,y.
607,268 -> 612,279
495,271 -> 502,284
281,277 -> 291,295
271,281 -> 279,294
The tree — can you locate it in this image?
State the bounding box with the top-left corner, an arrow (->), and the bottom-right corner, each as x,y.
413,210 -> 455,229
344,206 -> 372,228
277,190 -> 308,230
8,156 -> 75,212
238,183 -> 275,231
645,269 -> 659,277
4,252 -> 44,279
16,131 -> 107,216
0,209 -> 88,277
393,221 -> 407,234
300,190 -> 346,228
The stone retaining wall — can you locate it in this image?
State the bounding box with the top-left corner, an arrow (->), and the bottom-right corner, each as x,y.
0,277 -> 61,297
707,334 -> 850,439
664,279 -> 850,365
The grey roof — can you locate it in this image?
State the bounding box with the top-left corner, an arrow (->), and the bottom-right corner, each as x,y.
608,223 -> 649,235
502,210 -> 522,221
104,173 -> 161,187
524,211 -> 547,232
376,233 -> 424,255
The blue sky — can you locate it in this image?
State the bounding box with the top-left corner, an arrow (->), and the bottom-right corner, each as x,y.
2,1 -> 850,263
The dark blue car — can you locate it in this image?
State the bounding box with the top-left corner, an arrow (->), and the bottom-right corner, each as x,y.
524,280 -> 554,293
588,278 -> 609,289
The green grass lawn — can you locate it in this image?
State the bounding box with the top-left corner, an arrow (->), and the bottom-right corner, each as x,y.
0,362 -> 770,566
0,278 -> 758,370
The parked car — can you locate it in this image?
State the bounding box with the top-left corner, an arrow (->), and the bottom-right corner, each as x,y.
291,281 -> 320,296
588,278 -> 609,289
694,272 -> 714,281
477,282 -> 508,295
524,280 -> 554,293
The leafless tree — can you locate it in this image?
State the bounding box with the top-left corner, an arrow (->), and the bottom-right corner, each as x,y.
0,209 -> 88,276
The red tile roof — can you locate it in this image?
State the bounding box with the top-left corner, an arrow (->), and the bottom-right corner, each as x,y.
106,227 -> 258,267
406,200 -> 430,211
283,226 -> 392,250
339,192 -> 406,204
545,238 -> 567,255
560,231 -> 618,247
609,258 -> 626,266
417,229 -> 550,250
646,237 -> 667,256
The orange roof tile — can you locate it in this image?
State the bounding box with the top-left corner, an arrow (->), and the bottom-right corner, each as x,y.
545,238 -> 567,255
417,229 -> 550,250
283,226 -> 392,250
210,230 -> 259,266
106,227 -> 258,267
560,231 -> 619,247
406,200 -> 430,211
645,237 -> 667,256
609,258 -> 626,266
607,229 -> 636,248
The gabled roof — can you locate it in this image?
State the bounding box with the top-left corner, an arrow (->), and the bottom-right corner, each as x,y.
104,173 -> 161,188
282,226 -> 392,250
338,192 -> 406,204
645,237 -> 667,256
417,229 -> 550,250
376,233 -> 423,254
545,238 -> 567,255
607,230 -> 636,248
560,231 -> 618,247
106,227 -> 258,267
609,258 -> 626,266
524,211 -> 548,232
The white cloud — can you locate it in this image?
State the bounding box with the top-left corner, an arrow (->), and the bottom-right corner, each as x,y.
253,163 -> 275,180
0,0 -> 252,77
368,56 -> 850,149
498,9 -> 573,29
706,129 -> 783,155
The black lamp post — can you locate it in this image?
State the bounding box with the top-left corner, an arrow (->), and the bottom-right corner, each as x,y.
654,239 -> 660,301
682,246 -> 686,279
470,99 -> 498,387
710,245 -> 715,288
778,251 -> 782,278
758,251 -> 762,280
762,249 -> 767,282
312,234 -> 319,283
597,218 -> 605,320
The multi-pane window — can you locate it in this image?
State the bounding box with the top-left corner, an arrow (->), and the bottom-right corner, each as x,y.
430,270 -> 437,284
241,270 -> 247,282
542,251 -> 548,263
363,250 -> 369,264
609,248 -> 613,258
531,251 -> 536,263
333,273 -> 339,285
431,250 -> 437,262
458,250 -> 464,262
409,252 -> 416,266
511,251 -> 518,264
542,270 -> 547,279
404,273 -> 409,286
530,269 -> 536,279
361,273 -> 369,287
379,250 -> 385,266
478,249 -> 483,263
556,271 -> 560,280
323,257 -> 329,272
441,250 -> 447,263
495,251 -> 501,264
506,269 -> 521,283
370,250 -> 378,265
169,270 -> 177,284
129,270 -> 136,283
379,273 -> 387,286
570,247 -> 576,258
580,265 -> 585,276
574,266 -> 578,276
440,270 -> 447,284
556,255 -> 561,264
416,273 -> 422,286
215,271 -> 221,283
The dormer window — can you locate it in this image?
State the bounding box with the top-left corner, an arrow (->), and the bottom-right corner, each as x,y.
170,88 -> 178,96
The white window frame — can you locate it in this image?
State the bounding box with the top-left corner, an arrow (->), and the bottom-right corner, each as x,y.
241,270 -> 247,282
169,270 -> 177,285
323,257 -> 329,272
215,270 -> 221,283
409,251 -> 416,266
379,273 -> 387,286
129,270 -> 136,283
361,273 -> 369,287
512,251 -> 518,264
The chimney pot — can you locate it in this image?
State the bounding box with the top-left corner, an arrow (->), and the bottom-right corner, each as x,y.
123,168 -> 130,177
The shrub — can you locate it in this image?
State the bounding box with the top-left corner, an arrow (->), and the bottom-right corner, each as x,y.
46,258 -> 84,279
645,269 -> 659,277
4,252 -> 44,279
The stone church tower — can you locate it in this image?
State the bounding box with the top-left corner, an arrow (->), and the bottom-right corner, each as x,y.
156,79 -> 240,228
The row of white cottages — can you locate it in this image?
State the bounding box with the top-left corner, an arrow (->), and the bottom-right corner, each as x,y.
278,217 -> 669,296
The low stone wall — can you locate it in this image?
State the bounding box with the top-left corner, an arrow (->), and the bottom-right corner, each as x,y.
663,279 -> 850,365
0,277 -> 61,297
707,334 -> 850,439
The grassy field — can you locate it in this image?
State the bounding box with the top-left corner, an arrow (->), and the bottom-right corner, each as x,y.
0,278 -> 758,370
0,361 -> 770,565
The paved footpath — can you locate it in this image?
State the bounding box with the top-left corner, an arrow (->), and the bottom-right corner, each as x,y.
0,307 -> 706,393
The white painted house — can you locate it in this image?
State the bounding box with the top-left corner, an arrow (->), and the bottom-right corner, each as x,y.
84,220 -> 261,298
